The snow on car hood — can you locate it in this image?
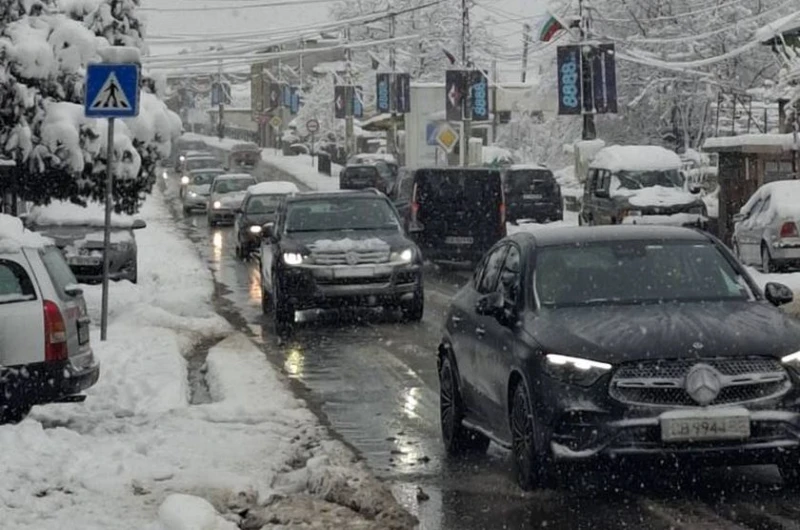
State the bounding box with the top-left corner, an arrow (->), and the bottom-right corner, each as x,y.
308,237 -> 391,253
615,186 -> 697,208
188,184 -> 211,195
529,301 -> 800,365
216,191 -> 247,207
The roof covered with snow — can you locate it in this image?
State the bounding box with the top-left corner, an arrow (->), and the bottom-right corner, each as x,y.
27,201 -> 141,228
0,214 -> 51,252
703,133 -> 800,152
591,145 -> 682,172
509,164 -> 547,171
217,173 -> 255,180
247,182 -> 299,195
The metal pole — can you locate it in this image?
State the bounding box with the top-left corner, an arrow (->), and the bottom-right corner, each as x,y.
100,117 -> 115,342
278,47 -> 284,151
521,23 -> 531,83
461,0 -> 471,166
217,59 -> 224,139
389,11 -> 398,158
345,27 -> 355,158
491,59 -> 498,144
579,0 -> 596,140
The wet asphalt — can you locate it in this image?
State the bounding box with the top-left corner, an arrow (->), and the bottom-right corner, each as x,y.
162,161 -> 800,530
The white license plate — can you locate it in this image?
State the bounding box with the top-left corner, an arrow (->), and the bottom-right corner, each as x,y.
78,323 -> 90,345
523,194 -> 543,200
333,267 -> 375,278
445,236 -> 473,245
660,408 -> 750,442
69,256 -> 100,266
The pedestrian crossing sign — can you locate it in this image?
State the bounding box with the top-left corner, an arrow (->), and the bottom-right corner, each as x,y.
84,63 -> 140,118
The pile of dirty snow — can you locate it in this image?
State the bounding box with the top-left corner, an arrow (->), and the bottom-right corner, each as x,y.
27,201 -> 142,228
0,214 -> 51,252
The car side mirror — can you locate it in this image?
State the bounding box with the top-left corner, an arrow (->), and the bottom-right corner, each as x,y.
235,207 -> 243,214
594,188 -> 609,199
223,166 -> 230,172
765,282 -> 793,306
733,212 -> 745,223
476,290 -> 514,322
132,219 -> 147,230
689,183 -> 702,194
262,222 -> 275,240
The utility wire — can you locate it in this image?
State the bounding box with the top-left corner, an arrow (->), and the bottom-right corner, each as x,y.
140,0 -> 344,12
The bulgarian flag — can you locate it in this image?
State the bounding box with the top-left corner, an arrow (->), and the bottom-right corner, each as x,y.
539,12 -> 578,42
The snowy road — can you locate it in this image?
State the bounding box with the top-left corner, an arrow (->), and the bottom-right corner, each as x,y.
163,159 -> 800,530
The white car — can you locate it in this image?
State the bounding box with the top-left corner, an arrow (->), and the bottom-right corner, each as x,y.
0,216 -> 99,423
733,180 -> 800,272
207,173 -> 257,226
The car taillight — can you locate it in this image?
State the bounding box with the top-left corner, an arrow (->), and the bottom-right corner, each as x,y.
43,300 -> 68,362
780,222 -> 799,238
500,201 -> 507,226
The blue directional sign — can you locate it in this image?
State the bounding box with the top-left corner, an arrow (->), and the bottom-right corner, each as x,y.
426,122 -> 439,146
84,63 -> 140,118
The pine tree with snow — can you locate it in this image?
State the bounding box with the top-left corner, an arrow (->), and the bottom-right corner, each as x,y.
0,0 -> 180,214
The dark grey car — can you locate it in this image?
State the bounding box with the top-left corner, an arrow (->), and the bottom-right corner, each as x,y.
29,221 -> 146,283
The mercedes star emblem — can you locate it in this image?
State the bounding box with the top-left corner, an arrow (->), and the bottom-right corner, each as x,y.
685,363 -> 722,406
345,251 -> 359,266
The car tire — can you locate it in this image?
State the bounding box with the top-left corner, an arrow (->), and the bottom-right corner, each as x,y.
0,403 -> 32,424
261,284 -> 271,314
182,205 -> 192,215
401,286 -> 424,322
273,275 -> 295,330
511,381 -> 552,491
762,244 -> 777,273
439,355 -> 490,456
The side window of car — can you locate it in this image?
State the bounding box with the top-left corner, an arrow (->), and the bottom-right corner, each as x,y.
756,194 -> 772,221
0,259 -> 36,303
39,247 -> 78,299
398,175 -> 413,202
478,245 -> 509,294
499,245 -> 521,305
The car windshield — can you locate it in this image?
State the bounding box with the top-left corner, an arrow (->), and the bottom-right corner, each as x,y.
535,241 -> 753,308
615,169 -> 683,189
191,172 -> 221,185
214,178 -> 255,194
507,170 -> 555,192
186,158 -> 220,170
246,195 -> 282,214
285,197 -> 400,232
346,167 -> 379,179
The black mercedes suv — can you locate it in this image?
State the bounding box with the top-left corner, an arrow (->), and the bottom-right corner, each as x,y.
259,190 -> 424,329
438,225 -> 800,490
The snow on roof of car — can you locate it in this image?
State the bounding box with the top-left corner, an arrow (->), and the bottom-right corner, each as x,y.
248,182 -> 299,195
509,164 -> 548,171
591,145 -> 682,172
216,173 -> 255,180
0,214 -> 51,252
755,180 -> 800,217
27,201 -> 141,228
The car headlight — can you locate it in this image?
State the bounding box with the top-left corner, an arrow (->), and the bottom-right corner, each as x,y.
213,200 -> 222,209
544,354 -> 612,387
249,225 -> 262,234
781,351 -> 800,368
283,252 -> 305,266
162,171 -> 168,180
179,155 -> 186,162
390,248 -> 414,263
188,191 -> 197,198
181,176 -> 190,185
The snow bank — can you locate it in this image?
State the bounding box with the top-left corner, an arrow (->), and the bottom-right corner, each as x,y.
309,238 -> 391,253
154,494 -> 238,530
27,201 -> 142,228
248,181 -> 300,195
0,214 -> 51,252
591,145 -> 682,172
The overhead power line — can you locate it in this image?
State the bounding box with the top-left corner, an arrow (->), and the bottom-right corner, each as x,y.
140,0 -> 344,12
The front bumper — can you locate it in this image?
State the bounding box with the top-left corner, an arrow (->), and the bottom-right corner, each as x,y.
508,202 -> 563,223
183,194 -> 209,209
539,374 -> 800,466
68,259 -> 136,283
623,213 -> 708,230
209,207 -> 236,224
1,355 -> 100,408
279,262 -> 422,310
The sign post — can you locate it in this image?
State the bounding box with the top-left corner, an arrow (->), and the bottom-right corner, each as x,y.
306,119 -> 320,168
84,62 -> 140,341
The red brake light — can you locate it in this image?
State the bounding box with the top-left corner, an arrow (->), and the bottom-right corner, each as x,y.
780,222 -> 799,238
411,183 -> 420,222
43,300 -> 68,362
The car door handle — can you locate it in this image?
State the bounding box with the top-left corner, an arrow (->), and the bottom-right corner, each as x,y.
475,326 -> 486,337
451,315 -> 463,324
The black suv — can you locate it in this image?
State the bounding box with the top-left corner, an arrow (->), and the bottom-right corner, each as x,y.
339,164 -> 392,194
393,167 -> 506,263
259,190 -> 424,328
502,166 -> 563,224
439,225 -> 800,490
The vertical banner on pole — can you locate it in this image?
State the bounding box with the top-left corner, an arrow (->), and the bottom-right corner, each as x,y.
334,85 -> 346,118
376,73 -> 391,113
394,73 -> 411,114
353,85 -> 364,118
267,83 -> 281,111
445,70 -> 466,122
556,45 -> 582,115
469,70 -> 490,121
592,43 -> 618,114
281,84 -> 292,108
290,86 -> 300,115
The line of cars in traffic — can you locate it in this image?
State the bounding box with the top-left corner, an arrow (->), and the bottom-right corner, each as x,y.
171,138 -> 800,492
